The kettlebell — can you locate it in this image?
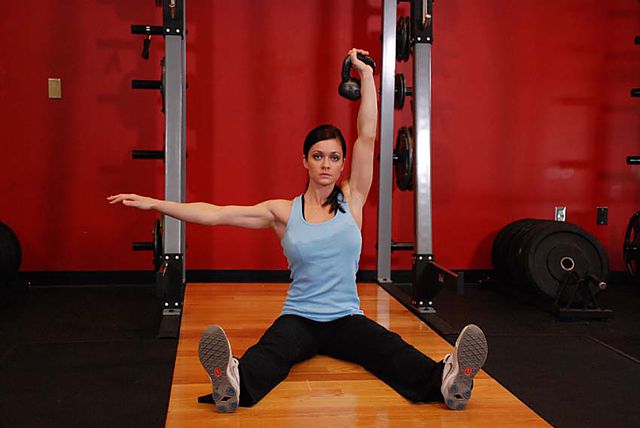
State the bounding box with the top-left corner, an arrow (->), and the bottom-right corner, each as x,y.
338,53 -> 377,101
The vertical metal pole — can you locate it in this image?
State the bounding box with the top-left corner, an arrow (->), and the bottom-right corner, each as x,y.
413,43 -> 432,255
377,0 -> 397,284
180,0 -> 187,284
164,6 -> 186,272
156,0 -> 186,339
410,0 -> 455,311
413,0 -> 433,256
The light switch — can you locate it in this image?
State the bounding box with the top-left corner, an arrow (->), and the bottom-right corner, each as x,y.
48,78 -> 62,99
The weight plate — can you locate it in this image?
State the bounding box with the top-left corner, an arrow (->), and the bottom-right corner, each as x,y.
623,211 -> 640,281
396,16 -> 411,62
402,16 -> 412,62
523,222 -> 609,300
510,220 -> 566,288
153,218 -> 163,271
394,126 -> 413,191
545,244 -> 589,281
395,73 -> 406,109
0,221 -> 22,286
491,219 -> 541,281
506,220 -> 548,285
396,17 -> 405,62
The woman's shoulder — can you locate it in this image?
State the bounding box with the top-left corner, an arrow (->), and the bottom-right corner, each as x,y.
339,181 -> 364,229
264,198 -> 295,224
339,181 -> 352,204
265,198 -> 295,210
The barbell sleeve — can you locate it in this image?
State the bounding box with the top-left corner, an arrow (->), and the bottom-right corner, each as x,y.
132,80 -> 162,90
131,25 -> 164,35
132,242 -> 154,251
132,150 -> 164,160
627,156 -> 640,165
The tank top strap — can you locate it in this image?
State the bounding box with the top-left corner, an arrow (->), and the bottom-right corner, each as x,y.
291,195 -> 303,223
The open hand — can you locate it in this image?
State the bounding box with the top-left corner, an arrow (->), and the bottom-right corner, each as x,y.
107,193 -> 157,210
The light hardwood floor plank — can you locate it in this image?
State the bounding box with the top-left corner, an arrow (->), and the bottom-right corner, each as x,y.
166,283 -> 549,427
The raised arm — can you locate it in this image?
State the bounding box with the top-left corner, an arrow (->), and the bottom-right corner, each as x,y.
346,48 -> 378,206
107,193 -> 288,230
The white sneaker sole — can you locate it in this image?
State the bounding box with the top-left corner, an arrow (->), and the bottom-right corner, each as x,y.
198,326 -> 239,413
442,324 -> 488,410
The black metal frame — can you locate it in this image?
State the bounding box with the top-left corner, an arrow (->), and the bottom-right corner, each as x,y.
553,271 -> 613,321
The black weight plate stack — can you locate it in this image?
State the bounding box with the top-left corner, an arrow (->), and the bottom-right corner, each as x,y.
491,219 -> 541,282
394,126 -> 413,191
505,220 -> 546,285
493,219 -> 609,306
623,211 -> 640,282
0,221 -> 22,287
513,221 -> 563,289
518,221 -> 609,303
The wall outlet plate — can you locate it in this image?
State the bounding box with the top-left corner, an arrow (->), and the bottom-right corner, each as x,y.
597,207 -> 608,225
48,78 -> 62,99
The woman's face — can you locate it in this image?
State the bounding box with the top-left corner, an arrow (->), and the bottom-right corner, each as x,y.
303,138 -> 345,186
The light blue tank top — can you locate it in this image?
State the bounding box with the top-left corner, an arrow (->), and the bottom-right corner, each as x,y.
280,194 -> 364,322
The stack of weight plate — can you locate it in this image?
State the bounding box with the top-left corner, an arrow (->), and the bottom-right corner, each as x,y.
492,219 -> 609,305
0,221 -> 22,288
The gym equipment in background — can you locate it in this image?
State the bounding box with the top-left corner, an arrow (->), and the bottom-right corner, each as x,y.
133,218 -> 163,272
377,0 -> 457,313
624,35 -> 640,280
492,219 -> 612,320
623,206 -> 640,282
0,221 -> 21,288
130,0 -> 187,339
393,73 -> 413,110
393,126 -> 413,191
396,15 -> 411,62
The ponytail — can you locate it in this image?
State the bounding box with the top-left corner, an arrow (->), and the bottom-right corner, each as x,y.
303,182 -> 346,215
323,185 -> 346,215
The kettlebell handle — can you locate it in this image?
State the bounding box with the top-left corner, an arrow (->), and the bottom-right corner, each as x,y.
341,53 -> 377,81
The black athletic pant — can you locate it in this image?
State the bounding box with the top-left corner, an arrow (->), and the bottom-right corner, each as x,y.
237,314 -> 445,406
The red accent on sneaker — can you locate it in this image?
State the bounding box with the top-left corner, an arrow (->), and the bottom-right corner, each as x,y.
214,367 -> 222,377
464,367 -> 472,376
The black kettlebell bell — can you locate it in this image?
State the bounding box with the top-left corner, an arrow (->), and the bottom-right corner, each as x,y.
338,53 -> 377,101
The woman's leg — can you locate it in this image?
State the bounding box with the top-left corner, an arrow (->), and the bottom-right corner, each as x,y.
320,315 -> 488,409
238,314 -> 321,407
320,315 -> 445,403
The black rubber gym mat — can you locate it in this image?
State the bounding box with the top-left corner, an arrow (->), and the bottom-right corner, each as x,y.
0,340 -> 176,428
416,280 -> 638,343
0,285 -> 177,428
482,335 -> 640,428
384,278 -> 640,428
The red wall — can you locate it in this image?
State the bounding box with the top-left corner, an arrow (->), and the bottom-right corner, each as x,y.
1,1 -> 639,273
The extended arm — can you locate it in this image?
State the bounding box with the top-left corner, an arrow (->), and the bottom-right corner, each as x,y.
107,194 -> 281,229
347,48 -> 378,205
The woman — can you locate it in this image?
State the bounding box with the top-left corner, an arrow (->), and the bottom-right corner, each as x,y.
108,48 -> 488,413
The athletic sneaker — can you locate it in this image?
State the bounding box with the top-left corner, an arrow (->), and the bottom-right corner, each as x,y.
198,325 -> 240,413
440,324 -> 488,410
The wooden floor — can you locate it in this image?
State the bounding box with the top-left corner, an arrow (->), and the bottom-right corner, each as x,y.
166,283 -> 549,427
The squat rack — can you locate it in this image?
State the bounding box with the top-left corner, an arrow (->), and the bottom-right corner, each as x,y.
131,0 -> 187,338
127,0 -> 450,334
377,0 -> 457,312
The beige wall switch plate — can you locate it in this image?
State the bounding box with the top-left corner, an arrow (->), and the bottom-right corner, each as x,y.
48,78 -> 62,99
